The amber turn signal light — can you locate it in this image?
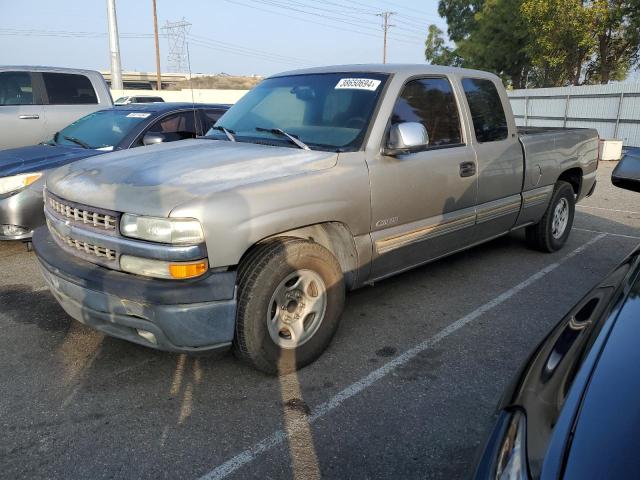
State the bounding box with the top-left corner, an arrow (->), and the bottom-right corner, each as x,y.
169,260 -> 208,279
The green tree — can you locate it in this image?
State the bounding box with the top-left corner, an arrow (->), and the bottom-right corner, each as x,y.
521,0 -> 597,86
587,0 -> 640,83
457,0 -> 532,88
438,0 -> 485,41
424,24 -> 460,66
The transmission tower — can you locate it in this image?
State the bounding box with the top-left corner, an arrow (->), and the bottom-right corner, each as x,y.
162,19 -> 191,73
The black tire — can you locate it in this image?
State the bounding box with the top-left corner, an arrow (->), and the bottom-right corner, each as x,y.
525,180 -> 575,252
233,237 -> 345,375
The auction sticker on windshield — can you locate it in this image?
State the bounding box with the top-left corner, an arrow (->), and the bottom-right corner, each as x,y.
126,113 -> 152,118
335,78 -> 381,91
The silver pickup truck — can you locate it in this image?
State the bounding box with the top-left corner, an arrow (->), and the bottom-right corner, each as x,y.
0,66 -> 113,150
33,65 -> 598,374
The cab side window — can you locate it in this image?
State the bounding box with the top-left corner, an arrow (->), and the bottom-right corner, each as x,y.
146,112 -> 198,142
42,73 -> 98,105
0,72 -> 34,105
391,77 -> 462,148
461,78 -> 508,143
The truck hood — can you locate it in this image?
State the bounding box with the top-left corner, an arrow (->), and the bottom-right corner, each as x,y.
0,145 -> 104,177
46,139 -> 338,217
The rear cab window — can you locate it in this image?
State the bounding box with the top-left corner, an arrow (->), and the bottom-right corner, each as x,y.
391,77 -> 463,148
42,73 -> 98,105
461,78 -> 508,143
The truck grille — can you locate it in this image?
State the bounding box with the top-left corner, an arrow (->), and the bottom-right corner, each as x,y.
48,196 -> 117,231
48,221 -> 117,261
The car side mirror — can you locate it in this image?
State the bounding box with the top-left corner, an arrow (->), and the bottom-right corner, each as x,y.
383,122 -> 429,156
142,132 -> 166,146
612,152 -> 640,193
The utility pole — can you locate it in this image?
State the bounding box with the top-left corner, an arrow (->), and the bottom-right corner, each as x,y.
377,11 -> 395,64
106,0 -> 123,90
152,0 -> 162,90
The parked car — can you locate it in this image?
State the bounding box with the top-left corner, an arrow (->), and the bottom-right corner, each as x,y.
0,66 -> 112,150
32,64 -> 599,374
114,95 -> 164,105
472,151 -> 640,480
0,102 -> 229,240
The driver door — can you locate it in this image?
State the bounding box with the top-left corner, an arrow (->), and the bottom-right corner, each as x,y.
367,77 -> 478,280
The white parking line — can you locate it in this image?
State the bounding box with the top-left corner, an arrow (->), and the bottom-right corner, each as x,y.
574,227 -> 640,241
198,233 -> 607,480
577,205 -> 640,215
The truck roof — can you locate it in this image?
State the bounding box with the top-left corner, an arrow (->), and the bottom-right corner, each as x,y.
272,63 -> 500,81
0,65 -> 103,76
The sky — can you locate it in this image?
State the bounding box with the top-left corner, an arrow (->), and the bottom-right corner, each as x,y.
0,0 -> 448,76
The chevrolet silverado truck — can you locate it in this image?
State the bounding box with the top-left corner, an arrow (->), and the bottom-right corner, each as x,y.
32,65 -> 599,374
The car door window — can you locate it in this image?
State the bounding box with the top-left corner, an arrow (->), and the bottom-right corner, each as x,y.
42,73 -> 98,105
462,78 -> 508,143
145,112 -> 198,143
0,72 -> 34,105
202,109 -> 226,132
391,77 -> 463,148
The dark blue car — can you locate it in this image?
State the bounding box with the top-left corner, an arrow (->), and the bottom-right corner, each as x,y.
473,151 -> 640,479
0,102 -> 229,240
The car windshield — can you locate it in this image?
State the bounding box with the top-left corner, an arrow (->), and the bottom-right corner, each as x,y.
206,72 -> 389,151
53,109 -> 152,149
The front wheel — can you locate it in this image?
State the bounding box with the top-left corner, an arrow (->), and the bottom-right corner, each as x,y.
233,238 -> 345,375
526,180 -> 576,252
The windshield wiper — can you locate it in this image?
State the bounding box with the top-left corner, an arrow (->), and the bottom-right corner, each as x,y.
62,135 -> 91,149
211,125 -> 236,142
255,127 -> 310,150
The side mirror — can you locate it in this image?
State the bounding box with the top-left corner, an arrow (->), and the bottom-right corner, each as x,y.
383,122 -> 429,156
142,132 -> 166,146
612,152 -> 640,193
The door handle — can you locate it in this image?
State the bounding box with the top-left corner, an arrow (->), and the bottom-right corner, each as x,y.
459,161 -> 476,177
19,114 -> 40,120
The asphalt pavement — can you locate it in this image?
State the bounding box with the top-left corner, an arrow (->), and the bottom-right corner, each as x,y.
1,162 -> 639,480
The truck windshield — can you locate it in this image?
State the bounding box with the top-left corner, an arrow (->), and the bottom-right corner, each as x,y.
207,72 -> 389,151
52,109 -> 151,149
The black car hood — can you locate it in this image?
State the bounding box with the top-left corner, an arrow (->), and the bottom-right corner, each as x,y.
0,145 -> 105,177
562,259 -> 640,478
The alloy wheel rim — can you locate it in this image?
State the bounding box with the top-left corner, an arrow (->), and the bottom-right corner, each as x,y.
266,269 -> 327,349
552,197 -> 569,239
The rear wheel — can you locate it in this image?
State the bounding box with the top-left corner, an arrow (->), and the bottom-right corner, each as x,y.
526,180 -> 575,252
233,238 -> 345,375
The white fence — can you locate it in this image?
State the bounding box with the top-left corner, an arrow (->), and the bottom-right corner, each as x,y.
508,82 -> 640,147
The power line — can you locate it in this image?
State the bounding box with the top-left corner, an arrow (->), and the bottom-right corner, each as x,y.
224,0 -> 424,44
0,27 -> 307,68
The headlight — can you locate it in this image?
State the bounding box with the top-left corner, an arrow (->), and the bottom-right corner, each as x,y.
0,172 -> 42,195
120,255 -> 208,279
494,410 -> 528,480
120,214 -> 204,244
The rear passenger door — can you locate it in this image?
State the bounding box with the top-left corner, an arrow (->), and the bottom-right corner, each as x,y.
461,78 -> 523,240
0,71 -> 46,149
368,76 -> 478,279
40,72 -> 100,140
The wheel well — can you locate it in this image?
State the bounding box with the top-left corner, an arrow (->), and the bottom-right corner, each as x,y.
240,222 -> 359,289
558,168 -> 583,196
